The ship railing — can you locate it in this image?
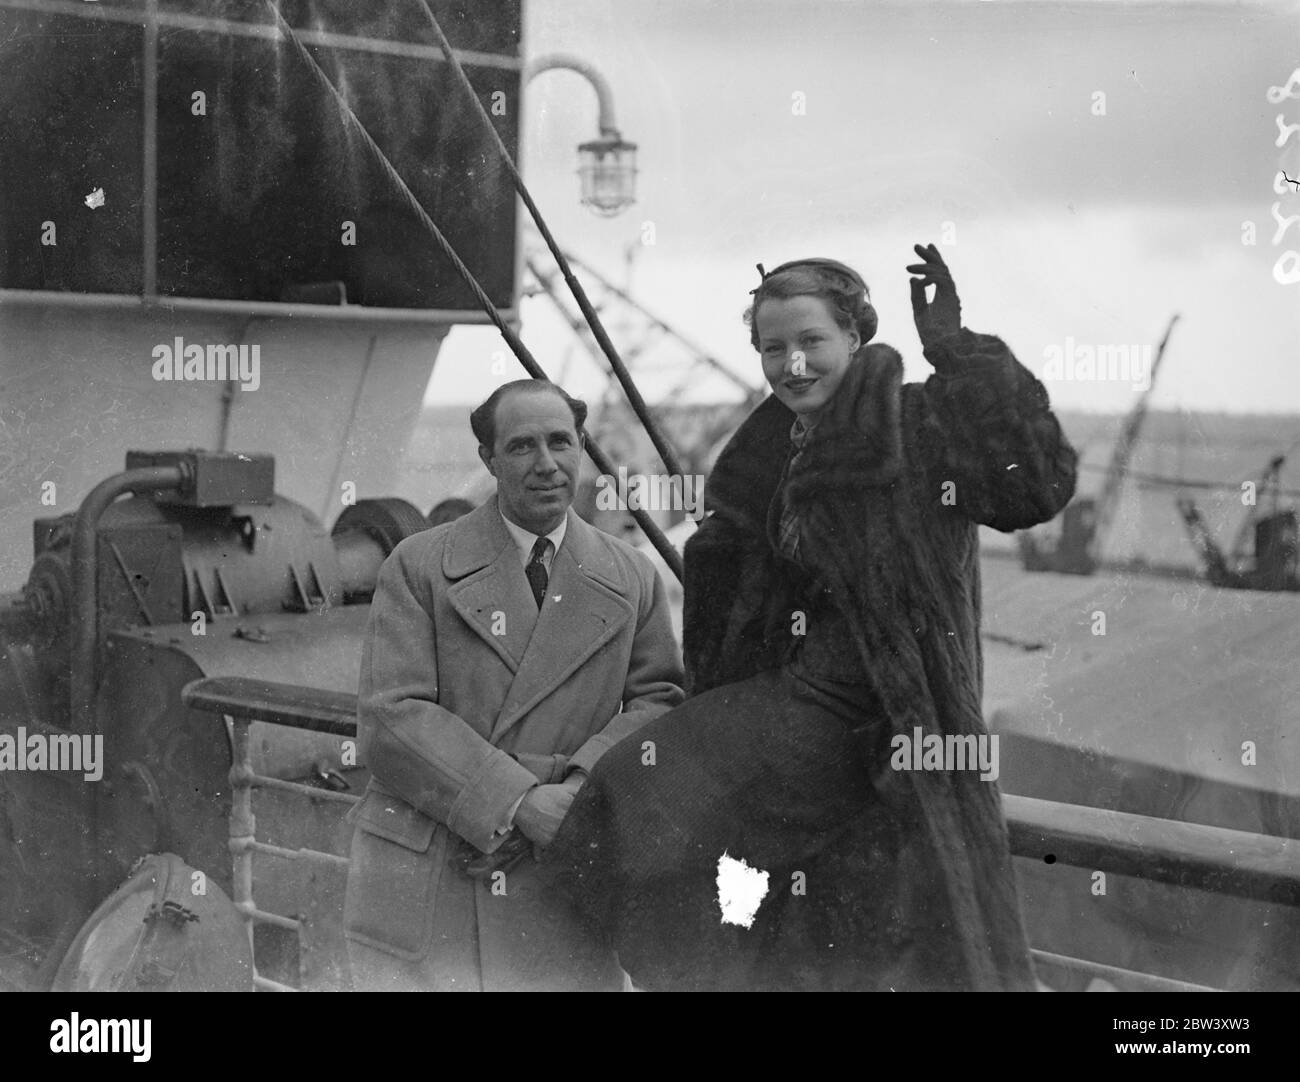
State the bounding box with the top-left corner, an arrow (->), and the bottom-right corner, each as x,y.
183,676 -> 1300,993
1004,793 -> 1300,991
183,677 -> 361,992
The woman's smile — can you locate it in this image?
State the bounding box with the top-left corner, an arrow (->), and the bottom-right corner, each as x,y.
783,375 -> 818,393
755,296 -> 860,415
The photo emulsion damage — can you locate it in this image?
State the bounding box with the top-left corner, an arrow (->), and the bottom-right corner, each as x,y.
0,0 -> 1295,1030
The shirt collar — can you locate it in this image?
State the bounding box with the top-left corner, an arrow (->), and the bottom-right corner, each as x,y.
499,506 -> 567,563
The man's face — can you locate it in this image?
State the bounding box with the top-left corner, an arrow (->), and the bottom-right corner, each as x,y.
478,388 -> 583,535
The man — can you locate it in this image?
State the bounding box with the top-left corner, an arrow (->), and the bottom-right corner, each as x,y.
343,379 -> 685,991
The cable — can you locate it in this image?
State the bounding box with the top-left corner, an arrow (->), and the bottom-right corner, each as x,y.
1076,462 -> 1300,500
261,1 -> 684,582
413,0 -> 688,484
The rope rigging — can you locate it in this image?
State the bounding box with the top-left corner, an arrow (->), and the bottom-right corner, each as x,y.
262,0 -> 686,582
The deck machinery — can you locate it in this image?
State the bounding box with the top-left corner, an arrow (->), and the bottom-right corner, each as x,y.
0,450 -> 430,990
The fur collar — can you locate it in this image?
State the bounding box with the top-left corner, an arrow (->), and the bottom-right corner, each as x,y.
704,343 -> 905,527
785,343 -> 904,499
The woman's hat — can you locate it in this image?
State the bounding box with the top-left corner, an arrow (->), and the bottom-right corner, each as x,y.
750,258 -> 869,296
749,258 -> 877,344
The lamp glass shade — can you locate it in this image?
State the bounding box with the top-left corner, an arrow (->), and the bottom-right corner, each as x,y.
577,137 -> 637,217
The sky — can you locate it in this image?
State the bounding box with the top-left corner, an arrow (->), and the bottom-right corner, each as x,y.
426,0 -> 1300,414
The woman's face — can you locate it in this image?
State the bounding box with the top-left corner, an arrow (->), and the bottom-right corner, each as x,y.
755,295 -> 860,417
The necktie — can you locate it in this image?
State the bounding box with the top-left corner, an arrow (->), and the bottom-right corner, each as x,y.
525,537 -> 550,609
776,419 -> 812,562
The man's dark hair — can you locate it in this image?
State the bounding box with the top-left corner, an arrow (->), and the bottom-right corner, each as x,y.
470,379 -> 588,452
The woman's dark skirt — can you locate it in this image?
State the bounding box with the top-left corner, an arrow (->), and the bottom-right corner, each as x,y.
541,667 -> 974,991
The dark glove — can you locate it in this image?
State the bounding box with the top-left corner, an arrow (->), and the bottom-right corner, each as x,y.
907,242 -> 963,352
450,830 -> 535,880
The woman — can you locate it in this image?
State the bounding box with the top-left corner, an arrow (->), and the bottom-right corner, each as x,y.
542,244 -> 1078,991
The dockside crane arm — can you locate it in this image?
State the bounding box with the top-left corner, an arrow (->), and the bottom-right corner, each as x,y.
1087,313 -> 1180,565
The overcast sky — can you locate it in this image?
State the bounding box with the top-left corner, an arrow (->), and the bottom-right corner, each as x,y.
428,0 -> 1300,414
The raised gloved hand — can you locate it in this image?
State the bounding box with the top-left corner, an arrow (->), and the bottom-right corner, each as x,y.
907,242 -> 963,352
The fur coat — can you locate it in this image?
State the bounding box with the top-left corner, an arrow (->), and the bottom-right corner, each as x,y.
683,328 -> 1078,988
545,327 -> 1078,990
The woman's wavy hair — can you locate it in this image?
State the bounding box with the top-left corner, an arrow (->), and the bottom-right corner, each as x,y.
742,258 -> 878,352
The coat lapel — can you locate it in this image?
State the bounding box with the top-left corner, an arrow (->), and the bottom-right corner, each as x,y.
489,512 -> 634,742
444,499 -> 538,673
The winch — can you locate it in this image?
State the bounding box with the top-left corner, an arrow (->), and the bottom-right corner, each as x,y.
0,449 -> 431,990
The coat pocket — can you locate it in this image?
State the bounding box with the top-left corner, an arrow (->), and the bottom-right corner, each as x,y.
343,790 -> 444,961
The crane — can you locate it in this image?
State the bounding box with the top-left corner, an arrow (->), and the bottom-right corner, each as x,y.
1020,314 -> 1179,574
1087,313 -> 1180,566
1176,447 -> 1299,591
